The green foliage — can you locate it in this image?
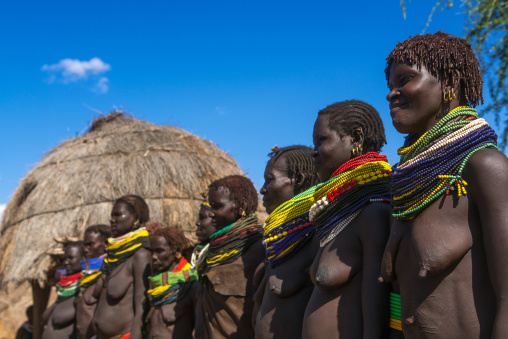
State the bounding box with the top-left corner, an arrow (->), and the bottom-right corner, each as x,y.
401,0 -> 508,149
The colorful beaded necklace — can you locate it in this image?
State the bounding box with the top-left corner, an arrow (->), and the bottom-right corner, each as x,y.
102,227 -> 150,274
309,152 -> 391,246
190,242 -> 209,270
391,106 -> 498,220
263,185 -> 319,268
80,254 -> 106,289
57,272 -> 82,301
205,215 -> 263,267
147,257 -> 199,306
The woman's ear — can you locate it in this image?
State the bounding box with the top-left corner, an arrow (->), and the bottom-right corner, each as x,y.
293,173 -> 307,194
351,127 -> 364,146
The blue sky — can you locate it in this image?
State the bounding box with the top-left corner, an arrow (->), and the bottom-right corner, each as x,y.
0,1 -> 497,220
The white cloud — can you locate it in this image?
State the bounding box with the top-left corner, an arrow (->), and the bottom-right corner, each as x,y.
42,57 -> 111,93
0,204 -> 5,223
93,76 -> 109,94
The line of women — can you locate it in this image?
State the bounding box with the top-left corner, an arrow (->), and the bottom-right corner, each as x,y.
42,31 -> 508,338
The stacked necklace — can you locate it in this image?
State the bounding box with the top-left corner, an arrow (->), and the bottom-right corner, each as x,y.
263,185 -> 319,268
391,106 -> 498,220
147,257 -> 199,306
190,242 -> 209,270
80,254 -> 106,290
206,215 -> 262,267
102,227 -> 150,274
57,272 -> 82,301
309,152 -> 391,247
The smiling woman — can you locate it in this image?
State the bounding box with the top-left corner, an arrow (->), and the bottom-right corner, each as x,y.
381,32 -> 508,338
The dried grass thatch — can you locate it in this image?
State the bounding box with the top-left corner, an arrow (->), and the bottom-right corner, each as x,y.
0,112 -> 266,285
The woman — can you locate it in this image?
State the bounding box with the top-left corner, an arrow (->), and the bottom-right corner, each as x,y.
146,226 -> 199,338
43,242 -> 85,339
76,224 -> 111,339
195,175 -> 265,339
302,100 -> 392,338
254,145 -> 320,339
380,32 -> 507,338
93,195 -> 152,339
191,191 -> 217,270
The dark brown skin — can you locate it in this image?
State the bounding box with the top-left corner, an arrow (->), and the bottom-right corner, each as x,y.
302,113 -> 390,338
381,62 -> 508,338
92,203 -> 151,339
255,156 -> 318,339
76,231 -> 108,339
146,235 -> 199,338
195,186 -> 265,339
43,246 -> 84,339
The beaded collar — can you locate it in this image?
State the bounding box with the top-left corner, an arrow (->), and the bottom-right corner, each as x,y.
309,152 -> 392,247
102,227 -> 150,274
57,272 -> 82,301
191,242 -> 209,270
205,215 -> 263,267
391,106 -> 498,220
80,254 -> 106,289
147,257 -> 198,305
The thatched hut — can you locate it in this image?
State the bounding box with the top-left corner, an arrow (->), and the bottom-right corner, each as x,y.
0,111 -> 266,338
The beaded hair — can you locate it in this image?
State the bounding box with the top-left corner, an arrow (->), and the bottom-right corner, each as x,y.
267,145 -> 320,195
208,175 -> 258,216
385,31 -> 483,107
115,194 -> 150,224
84,224 -> 112,243
318,100 -> 386,153
65,241 -> 85,257
152,226 -> 190,254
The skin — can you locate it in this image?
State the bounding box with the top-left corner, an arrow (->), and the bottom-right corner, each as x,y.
93,202 -> 151,339
255,156 -> 318,339
301,114 -> 390,338
76,232 -> 108,339
381,62 -> 508,338
147,235 -> 198,339
195,186 -> 265,339
42,246 -> 84,339
195,205 -> 216,243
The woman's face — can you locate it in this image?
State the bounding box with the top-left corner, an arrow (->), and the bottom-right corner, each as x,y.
83,231 -> 107,259
151,235 -> 177,273
63,246 -> 84,275
195,205 -> 217,242
386,62 -> 445,135
209,187 -> 239,230
110,202 -> 136,237
260,157 -> 296,214
313,114 -> 353,182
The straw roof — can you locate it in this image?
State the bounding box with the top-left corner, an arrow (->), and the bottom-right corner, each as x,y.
0,112 -> 265,285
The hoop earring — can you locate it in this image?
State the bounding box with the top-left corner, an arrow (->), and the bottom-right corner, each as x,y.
241,211 -> 246,217
450,88 -> 456,100
443,90 -> 449,103
176,252 -> 182,259
133,220 -> 140,228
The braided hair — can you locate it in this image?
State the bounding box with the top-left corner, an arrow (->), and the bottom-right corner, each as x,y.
208,175 -> 258,216
268,145 -> 320,194
152,226 -> 190,254
385,31 -> 483,107
115,194 -> 150,225
318,100 -> 386,153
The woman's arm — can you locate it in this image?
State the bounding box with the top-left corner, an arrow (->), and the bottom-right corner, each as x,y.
465,148 -> 508,339
358,202 -> 390,338
130,248 -> 151,339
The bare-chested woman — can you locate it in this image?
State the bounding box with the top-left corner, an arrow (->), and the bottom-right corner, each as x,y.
195,175 -> 265,339
302,100 -> 392,338
76,224 -> 111,339
43,241 -> 85,339
254,145 -> 319,339
190,191 -> 217,271
380,32 -> 508,338
146,226 -> 200,338
93,195 -> 151,339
